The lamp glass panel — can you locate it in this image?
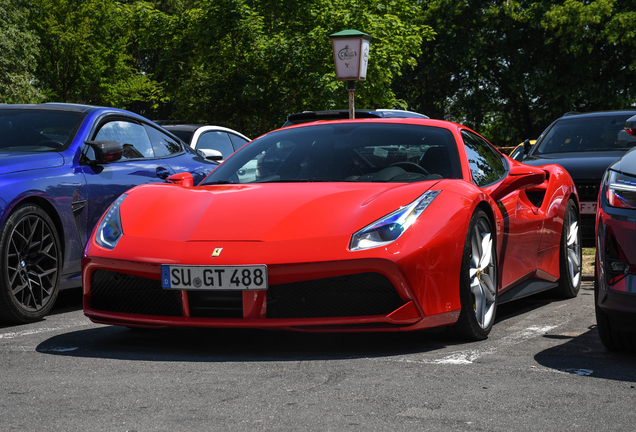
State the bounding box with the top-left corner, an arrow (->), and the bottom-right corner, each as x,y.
332,38 -> 362,79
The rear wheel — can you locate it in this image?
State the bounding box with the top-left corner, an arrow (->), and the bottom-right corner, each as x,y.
0,205 -> 61,323
452,209 -> 497,341
554,199 -> 581,298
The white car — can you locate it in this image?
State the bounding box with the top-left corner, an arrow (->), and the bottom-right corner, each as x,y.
162,124 -> 250,161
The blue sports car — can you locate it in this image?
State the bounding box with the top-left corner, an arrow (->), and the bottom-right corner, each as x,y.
0,103 -> 217,323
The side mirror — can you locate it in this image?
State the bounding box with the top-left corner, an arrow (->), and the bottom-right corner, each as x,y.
166,172 -> 194,187
523,139 -> 532,154
198,148 -> 223,161
85,140 -> 123,163
491,164 -> 546,202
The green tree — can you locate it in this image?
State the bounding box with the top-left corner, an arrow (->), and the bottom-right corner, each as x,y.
28,0 -> 159,106
0,0 -> 42,103
394,0 -> 636,147
541,0 -> 636,113
129,0 -> 432,137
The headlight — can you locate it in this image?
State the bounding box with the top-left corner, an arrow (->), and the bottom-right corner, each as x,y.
350,190 -> 441,251
95,194 -> 127,249
606,170 -> 636,209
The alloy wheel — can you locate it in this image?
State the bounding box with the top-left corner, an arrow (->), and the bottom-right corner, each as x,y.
6,214 -> 59,313
566,206 -> 581,287
469,218 -> 497,329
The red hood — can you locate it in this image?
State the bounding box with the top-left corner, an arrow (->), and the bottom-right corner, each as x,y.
120,182 -> 439,242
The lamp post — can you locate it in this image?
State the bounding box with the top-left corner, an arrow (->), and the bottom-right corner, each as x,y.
329,30 -> 373,119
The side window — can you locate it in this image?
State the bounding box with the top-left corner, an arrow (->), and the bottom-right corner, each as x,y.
94,120 -> 154,160
229,133 -> 249,151
197,131 -> 234,159
462,131 -> 506,187
145,125 -> 182,157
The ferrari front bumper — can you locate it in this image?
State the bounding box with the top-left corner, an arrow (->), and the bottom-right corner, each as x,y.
83,256 -> 460,332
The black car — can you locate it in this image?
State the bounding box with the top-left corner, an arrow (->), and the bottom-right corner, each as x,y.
595,118 -> 636,351
282,109 -> 428,127
522,110 -> 636,246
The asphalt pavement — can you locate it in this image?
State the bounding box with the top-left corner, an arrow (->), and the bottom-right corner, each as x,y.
1,281 -> 635,431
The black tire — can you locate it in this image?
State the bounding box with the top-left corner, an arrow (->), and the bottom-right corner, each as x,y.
0,205 -> 62,323
554,199 -> 582,298
452,209 -> 498,341
594,256 -> 636,352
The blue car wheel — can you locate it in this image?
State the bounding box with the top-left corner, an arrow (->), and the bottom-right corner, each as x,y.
0,205 -> 62,323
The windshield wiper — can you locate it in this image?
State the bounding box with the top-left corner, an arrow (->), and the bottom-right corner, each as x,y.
204,180 -> 235,185
255,178 -> 341,183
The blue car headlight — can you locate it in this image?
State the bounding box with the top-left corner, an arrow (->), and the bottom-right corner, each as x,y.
350,190 -> 441,251
95,194 -> 127,249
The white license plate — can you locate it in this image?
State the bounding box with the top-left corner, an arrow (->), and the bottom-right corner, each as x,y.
161,265 -> 268,290
579,201 -> 597,215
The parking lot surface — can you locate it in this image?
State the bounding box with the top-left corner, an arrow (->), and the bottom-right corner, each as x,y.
1,281 -> 635,431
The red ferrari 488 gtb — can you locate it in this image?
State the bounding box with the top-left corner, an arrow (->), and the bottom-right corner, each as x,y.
83,118 -> 581,340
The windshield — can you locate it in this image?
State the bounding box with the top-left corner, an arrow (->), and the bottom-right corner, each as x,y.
200,123 -> 462,185
534,114 -> 636,155
0,109 -> 85,152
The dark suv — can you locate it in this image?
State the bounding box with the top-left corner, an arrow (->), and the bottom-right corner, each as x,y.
522,110 -> 636,246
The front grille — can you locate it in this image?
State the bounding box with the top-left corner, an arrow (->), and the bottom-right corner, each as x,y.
266,272 -> 403,319
188,291 -> 243,318
90,270 -> 183,316
575,181 -> 600,202
574,181 -> 600,247
580,213 -> 596,246
90,270 -> 404,321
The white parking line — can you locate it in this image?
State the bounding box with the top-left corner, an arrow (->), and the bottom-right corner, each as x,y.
399,323 -> 566,365
0,319 -> 91,340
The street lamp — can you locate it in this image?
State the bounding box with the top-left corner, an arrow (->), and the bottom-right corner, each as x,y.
329,30 -> 373,119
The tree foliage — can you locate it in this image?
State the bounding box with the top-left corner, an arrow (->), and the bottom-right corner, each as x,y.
394,0 -> 636,146
7,0 -> 636,144
0,0 -> 42,103
127,0 -> 430,136
28,0 -> 159,106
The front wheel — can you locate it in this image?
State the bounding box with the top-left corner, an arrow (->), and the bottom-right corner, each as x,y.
452,209 -> 498,341
0,205 -> 62,323
554,199 -> 581,298
595,257 -> 636,352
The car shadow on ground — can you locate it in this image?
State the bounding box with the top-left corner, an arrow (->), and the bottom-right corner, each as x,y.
31,291 -> 567,364
0,288 -> 84,331
33,285 -> 554,363
534,327 -> 636,383
496,282 -> 636,383
32,288 -> 569,363
36,324 -> 463,362
48,287 -> 84,316
34,282 -> 627,369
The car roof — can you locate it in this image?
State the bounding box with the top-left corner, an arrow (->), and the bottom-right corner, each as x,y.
283,109 -> 428,126
271,117 -> 471,139
0,103 -> 100,113
559,110 -> 636,120
161,124 -> 202,132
